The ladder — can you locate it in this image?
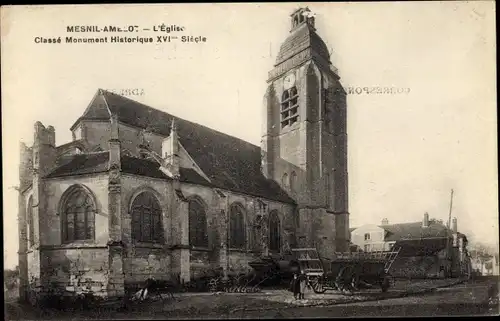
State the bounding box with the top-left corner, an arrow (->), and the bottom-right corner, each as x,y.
384,247 -> 401,273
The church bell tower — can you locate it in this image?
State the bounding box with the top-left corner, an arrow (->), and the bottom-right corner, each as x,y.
261,7 -> 349,256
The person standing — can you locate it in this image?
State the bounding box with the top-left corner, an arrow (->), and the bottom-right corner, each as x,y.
298,271 -> 307,300
290,273 -> 300,299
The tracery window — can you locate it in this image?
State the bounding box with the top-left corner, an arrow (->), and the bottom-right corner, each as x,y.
131,192 -> 163,243
188,197 -> 208,248
269,210 -> 281,252
281,87 -> 299,129
229,203 -> 246,249
62,187 -> 96,242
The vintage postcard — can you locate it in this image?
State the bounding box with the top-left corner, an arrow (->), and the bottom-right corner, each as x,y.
1,2 -> 498,319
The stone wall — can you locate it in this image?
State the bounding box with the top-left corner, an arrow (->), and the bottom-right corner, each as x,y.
227,251 -> 259,275
390,255 -> 444,278
120,174 -> 172,286
40,248 -> 109,296
390,247 -> 466,279
125,246 -> 170,287
42,175 -> 109,245
181,181 -> 295,276
27,250 -> 40,290
190,250 -> 213,279
261,58 -> 349,256
80,120 -> 112,151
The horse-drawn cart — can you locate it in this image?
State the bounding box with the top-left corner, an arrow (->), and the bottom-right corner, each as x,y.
291,247 -> 400,294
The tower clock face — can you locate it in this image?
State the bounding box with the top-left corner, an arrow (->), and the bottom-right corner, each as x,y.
283,73 -> 296,90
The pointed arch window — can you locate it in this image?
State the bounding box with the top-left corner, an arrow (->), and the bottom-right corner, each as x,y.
27,196 -> 34,247
131,192 -> 163,243
281,87 -> 299,128
188,197 -> 208,248
229,203 -> 246,249
61,187 -> 96,242
269,210 -> 281,252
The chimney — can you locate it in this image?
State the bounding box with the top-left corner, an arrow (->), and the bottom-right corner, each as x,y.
381,218 -> 388,225
422,212 -> 429,228
452,217 -> 458,233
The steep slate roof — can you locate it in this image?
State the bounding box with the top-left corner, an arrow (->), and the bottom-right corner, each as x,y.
46,152 -> 110,178
381,221 -> 452,242
47,152 -> 192,182
275,23 -> 330,65
121,156 -> 171,179
67,90 -> 294,204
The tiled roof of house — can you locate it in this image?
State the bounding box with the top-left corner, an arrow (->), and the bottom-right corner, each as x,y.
394,238 -> 449,257
381,221 -> 454,242
68,90 -> 295,204
350,221 -> 466,241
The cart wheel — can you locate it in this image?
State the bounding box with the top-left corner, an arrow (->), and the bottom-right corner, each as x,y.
350,274 -> 360,291
310,277 -> 327,294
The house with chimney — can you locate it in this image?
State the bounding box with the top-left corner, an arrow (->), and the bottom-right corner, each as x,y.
350,213 -> 471,279
471,252 -> 499,276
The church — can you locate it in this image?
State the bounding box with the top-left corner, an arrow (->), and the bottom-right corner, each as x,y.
17,7 -> 349,300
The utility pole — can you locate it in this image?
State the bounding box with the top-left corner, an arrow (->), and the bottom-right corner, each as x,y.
446,189 -> 454,278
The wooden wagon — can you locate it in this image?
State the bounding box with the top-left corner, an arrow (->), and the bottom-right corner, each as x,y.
291,247 -> 401,294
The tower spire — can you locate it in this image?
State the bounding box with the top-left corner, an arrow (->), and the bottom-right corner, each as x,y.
171,117 -> 177,134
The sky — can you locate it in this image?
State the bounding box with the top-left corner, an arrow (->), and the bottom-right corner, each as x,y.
2,2 -> 498,269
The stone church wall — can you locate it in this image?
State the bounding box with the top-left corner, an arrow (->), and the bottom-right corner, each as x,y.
120,174 -> 172,287
26,250 -> 40,292
181,182 -> 296,278
43,175 -> 109,245
76,120 -> 166,156
80,120 -> 113,151
181,183 -> 225,279
34,174 -> 110,296
40,248 -> 109,296
125,246 -> 170,286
